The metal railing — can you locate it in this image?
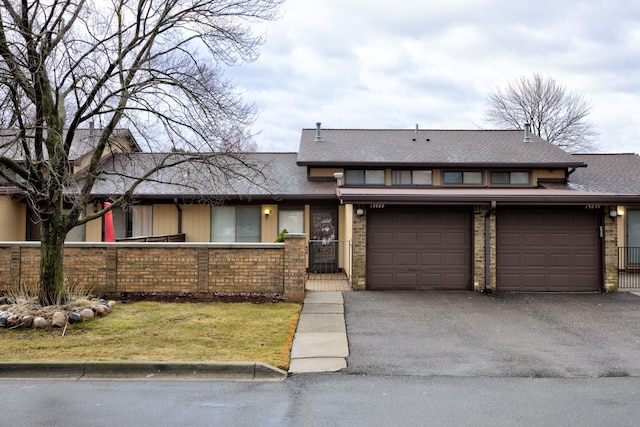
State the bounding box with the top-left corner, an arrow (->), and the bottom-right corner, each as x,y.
308,240 -> 352,279
618,247 -> 640,288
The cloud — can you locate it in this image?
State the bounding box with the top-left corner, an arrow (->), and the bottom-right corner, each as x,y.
226,0 -> 640,154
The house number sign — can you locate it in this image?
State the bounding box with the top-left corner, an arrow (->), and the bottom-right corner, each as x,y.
584,205 -> 601,209
370,204 -> 385,209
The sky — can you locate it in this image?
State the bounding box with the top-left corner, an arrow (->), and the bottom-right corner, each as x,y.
225,0 -> 640,154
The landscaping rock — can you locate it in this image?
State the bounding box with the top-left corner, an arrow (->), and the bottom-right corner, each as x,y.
7,315 -> 20,328
68,312 -> 83,324
32,317 -> 48,329
19,315 -> 34,328
80,308 -> 94,319
93,304 -> 109,317
51,311 -> 67,328
107,300 -> 117,309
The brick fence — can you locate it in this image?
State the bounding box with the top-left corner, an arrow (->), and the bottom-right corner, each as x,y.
0,233 -> 307,302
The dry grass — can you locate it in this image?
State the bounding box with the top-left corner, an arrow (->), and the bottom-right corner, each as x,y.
0,301 -> 301,370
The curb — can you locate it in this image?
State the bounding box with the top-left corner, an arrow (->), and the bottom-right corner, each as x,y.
0,361 -> 287,381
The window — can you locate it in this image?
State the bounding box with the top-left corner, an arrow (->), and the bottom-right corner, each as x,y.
344,169 -> 385,185
211,206 -> 261,242
443,171 -> 483,185
279,209 -> 304,234
111,205 -> 153,239
392,170 -> 432,185
490,171 -> 530,185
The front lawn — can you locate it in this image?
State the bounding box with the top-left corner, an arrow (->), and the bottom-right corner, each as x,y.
0,301 -> 301,371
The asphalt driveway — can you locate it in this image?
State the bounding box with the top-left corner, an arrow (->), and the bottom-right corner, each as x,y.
343,291 -> 640,378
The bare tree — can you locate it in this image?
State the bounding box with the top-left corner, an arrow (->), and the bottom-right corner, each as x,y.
0,0 -> 282,305
485,73 -> 599,153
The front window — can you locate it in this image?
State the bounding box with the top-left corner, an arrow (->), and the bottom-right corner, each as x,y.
279,209 -> 304,234
211,206 -> 261,242
392,170 -> 432,186
112,204 -> 153,239
345,169 -> 385,185
443,171 -> 483,185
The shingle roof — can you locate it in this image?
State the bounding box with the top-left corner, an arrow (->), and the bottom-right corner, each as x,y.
297,128 -> 586,167
88,152 -> 336,200
569,153 -> 640,194
0,128 -> 138,161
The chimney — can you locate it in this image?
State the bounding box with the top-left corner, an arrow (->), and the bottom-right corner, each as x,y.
315,122 -> 323,141
523,122 -> 531,142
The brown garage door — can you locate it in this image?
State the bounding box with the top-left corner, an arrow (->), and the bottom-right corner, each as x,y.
367,206 -> 471,290
497,207 -> 601,292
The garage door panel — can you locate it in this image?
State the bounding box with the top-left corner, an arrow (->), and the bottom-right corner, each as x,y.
523,233 -> 546,246
548,253 -> 571,267
396,232 -> 418,245
498,233 -> 521,246
523,253 -> 546,267
548,234 -> 571,246
395,273 -> 418,287
368,207 -> 471,290
500,253 -> 522,266
444,252 -> 468,267
497,207 -> 600,292
445,231 -> 467,245
421,252 -> 443,266
574,233 -> 597,246
369,252 -> 394,265
369,231 -> 394,245
420,232 -> 443,245
574,254 -> 598,267
396,252 -> 418,265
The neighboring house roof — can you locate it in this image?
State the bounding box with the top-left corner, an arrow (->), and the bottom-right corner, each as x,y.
569,154 -> 640,195
297,128 -> 586,168
0,128 -> 139,162
88,152 -> 336,201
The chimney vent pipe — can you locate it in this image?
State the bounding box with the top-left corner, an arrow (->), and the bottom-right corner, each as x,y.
523,122 -> 531,142
315,122 -> 323,141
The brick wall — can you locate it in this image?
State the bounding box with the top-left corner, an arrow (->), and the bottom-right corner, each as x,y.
0,235 -> 307,302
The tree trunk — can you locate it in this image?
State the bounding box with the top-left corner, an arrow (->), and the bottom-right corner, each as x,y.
39,213 -> 67,306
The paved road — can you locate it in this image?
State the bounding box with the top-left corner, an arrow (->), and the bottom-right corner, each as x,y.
2,376 -> 640,426
344,291 -> 640,377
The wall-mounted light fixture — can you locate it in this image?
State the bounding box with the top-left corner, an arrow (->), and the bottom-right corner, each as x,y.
356,208 -> 364,217
264,208 -> 271,217
609,210 -> 618,218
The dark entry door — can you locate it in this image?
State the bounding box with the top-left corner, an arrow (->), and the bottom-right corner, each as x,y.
310,209 -> 338,273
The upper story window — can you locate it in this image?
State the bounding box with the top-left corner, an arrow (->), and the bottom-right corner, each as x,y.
344,169 -> 385,186
443,171 -> 483,185
490,171 -> 530,185
392,170 -> 432,186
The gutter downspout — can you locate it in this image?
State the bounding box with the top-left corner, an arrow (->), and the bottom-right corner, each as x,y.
174,198 -> 182,235
484,201 -> 496,293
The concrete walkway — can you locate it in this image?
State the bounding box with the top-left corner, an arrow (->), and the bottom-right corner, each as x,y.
288,292 -> 349,374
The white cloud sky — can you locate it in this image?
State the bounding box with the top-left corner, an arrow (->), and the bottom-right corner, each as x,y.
225,0 -> 640,154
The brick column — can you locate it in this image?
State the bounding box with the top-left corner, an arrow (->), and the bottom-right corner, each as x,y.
473,206 -> 496,292
351,207 -> 367,291
603,206 -> 619,292
284,233 -> 307,302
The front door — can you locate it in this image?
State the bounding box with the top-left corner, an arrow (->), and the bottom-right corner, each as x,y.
310,209 -> 338,273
